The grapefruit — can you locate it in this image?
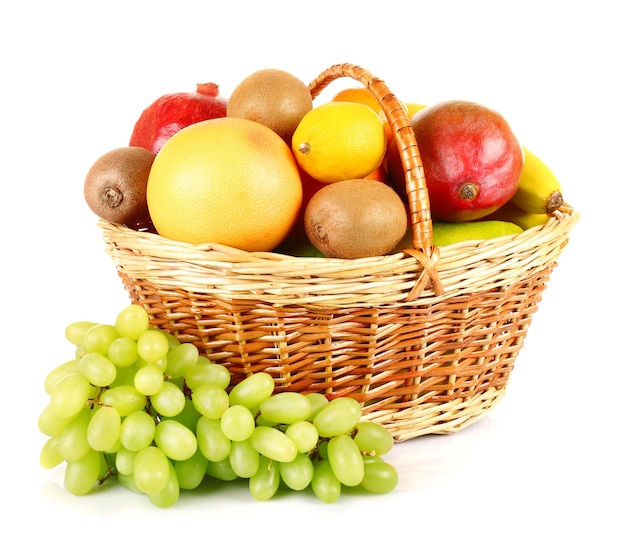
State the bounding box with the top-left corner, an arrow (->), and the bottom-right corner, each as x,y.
147,117 -> 302,251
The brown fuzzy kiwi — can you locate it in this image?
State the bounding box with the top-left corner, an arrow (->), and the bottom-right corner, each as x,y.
84,146 -> 155,226
304,179 -> 408,259
226,68 -> 313,143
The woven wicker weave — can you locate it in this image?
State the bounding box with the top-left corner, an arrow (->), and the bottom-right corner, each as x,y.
99,63 -> 579,441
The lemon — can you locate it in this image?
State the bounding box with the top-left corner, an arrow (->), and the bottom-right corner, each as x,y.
291,101 -> 386,184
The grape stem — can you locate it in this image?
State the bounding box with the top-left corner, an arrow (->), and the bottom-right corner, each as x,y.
98,454 -> 118,486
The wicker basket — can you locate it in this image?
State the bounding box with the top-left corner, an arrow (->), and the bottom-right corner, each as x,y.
99,63 -> 579,441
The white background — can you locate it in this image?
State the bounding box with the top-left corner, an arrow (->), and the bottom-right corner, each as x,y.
2,1 -> 624,548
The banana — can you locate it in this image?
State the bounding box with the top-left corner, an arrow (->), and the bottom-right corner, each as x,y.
511,147 -> 563,214
482,201 -> 549,230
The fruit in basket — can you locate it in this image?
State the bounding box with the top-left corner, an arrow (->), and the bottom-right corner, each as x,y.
388,100 -> 523,222
226,68 -> 313,143
292,101 -> 387,184
84,146 -> 155,226
432,219 -> 523,246
129,83 -> 228,154
146,117 -> 302,251
38,304 -> 399,507
331,86 -> 381,112
304,179 -> 407,258
510,146 -> 563,214
480,201 -> 549,230
392,219 -> 523,250
405,102 -> 428,117
279,161 -> 390,254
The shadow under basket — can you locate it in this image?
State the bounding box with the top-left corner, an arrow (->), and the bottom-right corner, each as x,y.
99,63 -> 579,441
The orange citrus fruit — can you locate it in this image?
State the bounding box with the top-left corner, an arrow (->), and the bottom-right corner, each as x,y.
331,86 -> 381,112
147,117 -> 302,251
291,101 -> 386,184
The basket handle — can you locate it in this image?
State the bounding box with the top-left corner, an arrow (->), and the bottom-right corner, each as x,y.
307,63 -> 443,296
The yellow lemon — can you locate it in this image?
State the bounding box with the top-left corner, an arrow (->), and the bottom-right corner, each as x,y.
291,101 -> 386,184
147,117 -> 302,251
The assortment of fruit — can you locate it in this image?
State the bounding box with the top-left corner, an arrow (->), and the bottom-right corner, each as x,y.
39,304 -> 398,507
83,66 -> 565,257
47,65 -> 568,506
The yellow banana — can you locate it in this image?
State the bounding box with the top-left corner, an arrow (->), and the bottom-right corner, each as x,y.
511,147 -> 563,214
482,201 -> 549,230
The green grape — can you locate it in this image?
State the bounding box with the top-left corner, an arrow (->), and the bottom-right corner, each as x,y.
184,358 -> 231,390
49,372 -> 92,419
83,324 -> 119,355
250,426 -> 297,463
360,458 -> 398,494
154,419 -> 197,461
40,437 -> 63,469
279,453 -> 314,491
148,461 -> 180,508
133,365 -> 164,396
306,392 -> 330,421
117,472 -> 142,493
38,404 -> 80,437
114,304 -> 150,340
254,410 -> 275,427
134,355 -> 168,372
164,342 -> 199,379
353,421 -> 394,456
115,446 -> 137,475
315,440 -> 329,460
150,381 -> 186,417
107,337 -> 139,368
75,343 -> 88,360
163,331 -> 181,351
100,385 -> 147,416
175,448 -> 208,490
110,364 -> 138,387
191,383 -> 229,419
220,405 -> 255,441
65,321 -> 97,346
79,352 -> 117,388
64,449 -> 104,496
249,455 -> 280,501
205,458 -> 239,481
311,458 -> 341,503
228,372 -> 275,410
170,398 -> 202,431
313,397 -> 362,438
136,329 -> 170,363
133,445 -> 171,494
327,433 -> 364,487
44,359 -> 80,395
228,438 -> 260,478
196,416 -> 231,462
87,406 -> 121,452
284,420 -> 319,454
57,408 -> 92,462
258,392 -> 312,425
120,410 -> 155,451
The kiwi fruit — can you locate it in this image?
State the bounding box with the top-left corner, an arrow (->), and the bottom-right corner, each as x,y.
304,179 -> 408,259
226,68 -> 313,143
84,146 -> 155,226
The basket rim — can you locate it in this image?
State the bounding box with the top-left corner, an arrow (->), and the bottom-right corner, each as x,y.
99,201 -> 578,307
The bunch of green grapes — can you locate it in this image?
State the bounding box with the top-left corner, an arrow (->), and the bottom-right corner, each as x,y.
39,304 -> 399,508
